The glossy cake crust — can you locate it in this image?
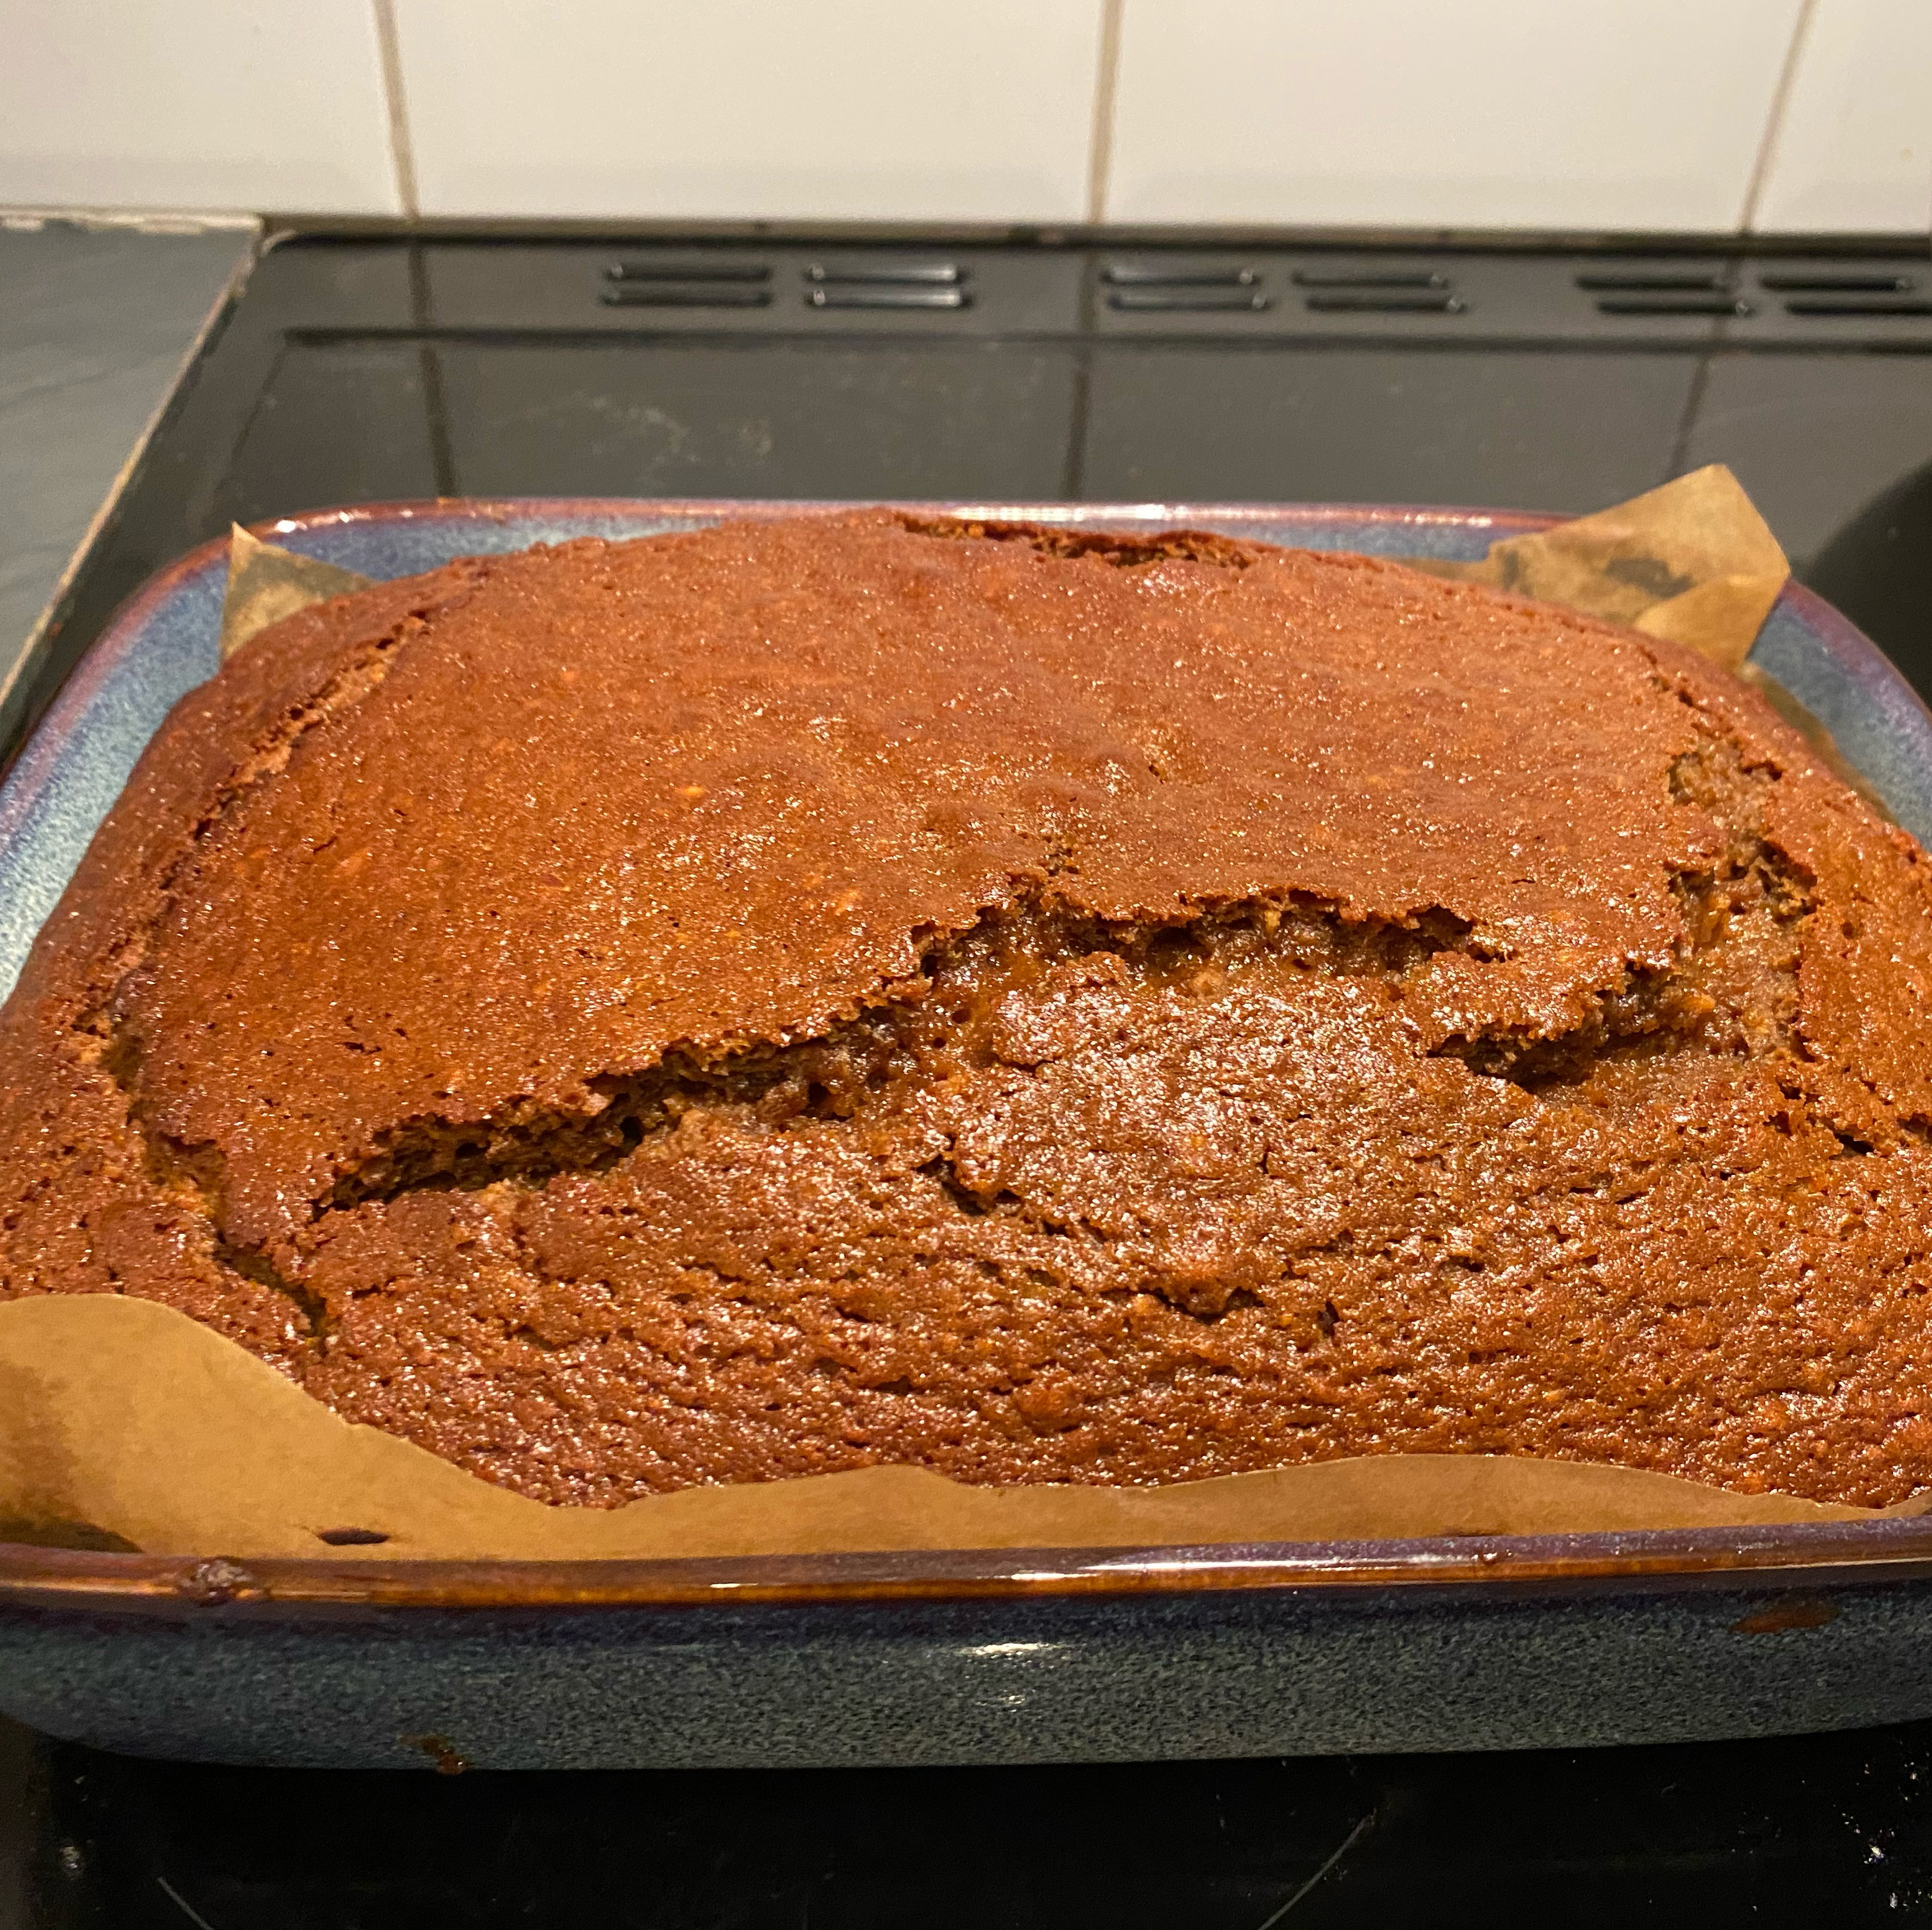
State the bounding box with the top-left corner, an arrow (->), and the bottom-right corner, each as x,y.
6,510 -> 1932,1508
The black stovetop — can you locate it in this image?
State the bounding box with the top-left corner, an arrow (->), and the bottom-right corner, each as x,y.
12,227 -> 1932,1928
9,1711 -> 1932,1927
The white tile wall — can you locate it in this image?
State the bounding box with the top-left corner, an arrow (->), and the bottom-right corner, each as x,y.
1752,0 -> 1932,232
1,0 -> 1924,235
392,0 -> 1105,223
1104,0 -> 1803,232
0,0 -> 397,215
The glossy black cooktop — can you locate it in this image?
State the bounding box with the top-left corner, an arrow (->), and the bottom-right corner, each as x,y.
11,227 -> 1932,1928
7,1712 -> 1932,1927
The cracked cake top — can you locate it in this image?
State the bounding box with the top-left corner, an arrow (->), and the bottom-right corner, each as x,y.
6,510 -> 1932,1507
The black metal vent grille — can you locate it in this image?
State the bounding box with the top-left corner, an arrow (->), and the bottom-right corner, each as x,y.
601,258 -> 974,312
602,261 -> 772,308
1100,260 -> 1468,316
1102,263 -> 1266,312
1568,265 -> 1932,324
1760,270 -> 1931,317
804,261 -> 969,309
569,245 -> 1932,346
1575,269 -> 1750,317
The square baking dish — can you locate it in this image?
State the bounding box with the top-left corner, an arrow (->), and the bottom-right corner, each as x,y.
5,497 -> 1932,1771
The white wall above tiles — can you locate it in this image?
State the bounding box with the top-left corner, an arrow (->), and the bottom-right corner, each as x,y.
1104,0 -> 1805,232
0,0 -> 398,215
0,0 -> 1925,234
1752,0 -> 1932,232
391,0 -> 1106,223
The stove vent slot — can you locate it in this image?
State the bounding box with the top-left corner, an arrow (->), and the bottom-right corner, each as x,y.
1592,294 -> 1752,316
806,262 -> 963,286
1292,269 -> 1447,289
1750,268 -> 1930,318
1103,264 -> 1259,287
802,261 -> 969,308
1285,266 -> 1462,314
1575,271 -> 1728,293
1781,297 -> 1932,317
1107,285 -> 1269,312
1101,262 -> 1267,310
607,261 -> 771,283
806,285 -> 969,310
603,283 -> 772,309
602,260 -> 772,308
1759,273 -> 1916,293
1573,267 -> 1751,317
1573,267 -> 1747,316
1303,289 -> 1464,314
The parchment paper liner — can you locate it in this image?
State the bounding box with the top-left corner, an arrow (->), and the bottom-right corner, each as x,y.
4,472 -> 1915,1560
1,1299 -> 1915,1559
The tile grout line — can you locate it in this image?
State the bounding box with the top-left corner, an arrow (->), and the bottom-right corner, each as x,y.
1085,0 -> 1124,226
1738,0 -> 1819,234
371,0 -> 421,221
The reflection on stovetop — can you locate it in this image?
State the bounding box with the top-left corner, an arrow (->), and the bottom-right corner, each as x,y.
6,1713 -> 1932,1928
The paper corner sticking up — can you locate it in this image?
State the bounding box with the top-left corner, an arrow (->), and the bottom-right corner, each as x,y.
219,525 -> 374,659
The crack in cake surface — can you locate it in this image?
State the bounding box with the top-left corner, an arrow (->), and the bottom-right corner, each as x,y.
312,893 -> 1482,1220
899,514 -> 1255,571
104,718 -> 1867,1356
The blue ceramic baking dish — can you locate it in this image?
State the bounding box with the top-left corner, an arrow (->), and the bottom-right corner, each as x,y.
5,498 -> 1932,1773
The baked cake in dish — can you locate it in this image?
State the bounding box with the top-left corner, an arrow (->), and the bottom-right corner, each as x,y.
5,511 -> 1931,1508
